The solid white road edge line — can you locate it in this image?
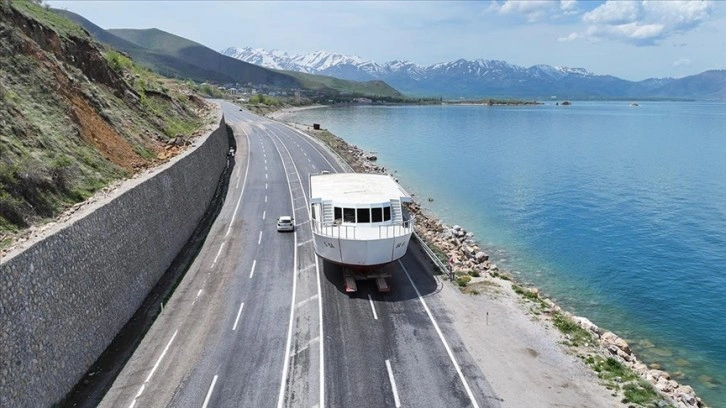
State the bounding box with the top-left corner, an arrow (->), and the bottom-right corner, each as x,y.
128,330 -> 179,408
368,294 -> 379,320
226,127 -> 251,238
212,242 -> 225,266
232,302 -> 245,331
398,261 -> 481,408
201,374 -> 218,408
385,359 -> 401,408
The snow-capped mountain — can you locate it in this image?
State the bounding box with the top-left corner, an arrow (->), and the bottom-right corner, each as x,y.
221,47 -> 726,99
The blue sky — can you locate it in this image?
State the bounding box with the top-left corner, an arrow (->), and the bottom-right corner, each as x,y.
48,0 -> 725,81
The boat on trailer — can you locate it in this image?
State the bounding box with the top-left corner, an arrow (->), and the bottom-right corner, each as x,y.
309,173 -> 414,292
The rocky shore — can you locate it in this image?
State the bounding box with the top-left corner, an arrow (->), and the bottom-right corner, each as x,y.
275,108 -> 708,408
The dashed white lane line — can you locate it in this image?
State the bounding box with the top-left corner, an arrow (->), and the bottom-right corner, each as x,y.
249,260 -> 257,279
265,183 -> 268,190
232,302 -> 245,331
197,289 -> 203,298
399,261 -> 481,408
368,294 -> 378,320
212,242 -> 225,266
385,360 -> 401,408
201,375 -> 218,408
265,195 -> 268,203
128,330 -> 178,408
266,173 -> 268,179
258,231 -> 262,245
263,210 -> 266,220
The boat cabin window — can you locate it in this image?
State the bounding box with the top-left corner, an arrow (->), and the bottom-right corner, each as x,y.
357,208 -> 370,223
311,204 -> 316,220
332,205 -> 392,223
343,208 -> 355,223
371,207 -> 383,222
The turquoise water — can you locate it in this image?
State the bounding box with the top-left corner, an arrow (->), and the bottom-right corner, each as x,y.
287,102 -> 726,406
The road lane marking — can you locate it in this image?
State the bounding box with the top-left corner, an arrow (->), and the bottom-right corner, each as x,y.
385,360 -> 401,408
249,259 -> 257,279
368,294 -> 378,320
293,336 -> 319,356
263,210 -> 266,220
201,375 -> 218,408
266,173 -> 268,179
296,294 -> 319,309
226,128 -> 251,238
265,125 -> 324,407
398,261 -> 481,408
128,330 -> 179,408
197,289 -> 203,298
212,242 -> 225,266
232,302 -> 245,331
297,238 -> 313,246
265,195 -> 268,203
258,231 -> 262,245
266,183 -> 268,190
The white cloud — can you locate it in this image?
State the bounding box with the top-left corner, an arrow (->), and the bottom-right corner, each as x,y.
560,0 -> 580,15
489,0 -> 564,22
673,58 -> 692,67
583,1 -> 640,25
557,32 -> 580,42
576,0 -> 715,45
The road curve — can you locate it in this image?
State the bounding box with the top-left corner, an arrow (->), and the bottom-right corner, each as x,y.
98,101 -> 500,408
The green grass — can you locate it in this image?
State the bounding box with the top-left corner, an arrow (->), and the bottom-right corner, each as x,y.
0,2 -> 209,241
456,275 -> 471,287
582,356 -> 666,407
551,312 -> 593,347
12,0 -> 89,39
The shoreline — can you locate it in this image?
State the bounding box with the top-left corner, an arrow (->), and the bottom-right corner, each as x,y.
274,106 -> 709,408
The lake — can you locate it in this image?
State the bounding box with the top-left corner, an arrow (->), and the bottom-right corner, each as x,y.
286,101 -> 726,406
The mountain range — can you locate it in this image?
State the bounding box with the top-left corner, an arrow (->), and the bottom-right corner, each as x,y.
222,47 -> 726,100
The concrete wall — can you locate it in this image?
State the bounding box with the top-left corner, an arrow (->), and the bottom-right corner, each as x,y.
0,116 -> 230,407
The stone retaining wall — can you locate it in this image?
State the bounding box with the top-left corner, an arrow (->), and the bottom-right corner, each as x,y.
0,116 -> 230,407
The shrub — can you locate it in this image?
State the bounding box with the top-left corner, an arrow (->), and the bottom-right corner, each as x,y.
456,275 -> 471,287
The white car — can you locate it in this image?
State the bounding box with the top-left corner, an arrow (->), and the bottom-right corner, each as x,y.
277,216 -> 294,232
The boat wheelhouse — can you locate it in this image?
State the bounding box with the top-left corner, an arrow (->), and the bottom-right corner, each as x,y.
309,173 -> 414,266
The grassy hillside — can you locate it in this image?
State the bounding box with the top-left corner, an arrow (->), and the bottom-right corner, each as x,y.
284,71 -> 402,98
55,9 -> 235,84
107,27 -> 302,88
0,0 -> 213,245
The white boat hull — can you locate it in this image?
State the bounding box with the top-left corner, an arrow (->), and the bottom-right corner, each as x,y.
313,232 -> 411,266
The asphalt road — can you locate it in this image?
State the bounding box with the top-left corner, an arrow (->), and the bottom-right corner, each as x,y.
98,101 -> 501,408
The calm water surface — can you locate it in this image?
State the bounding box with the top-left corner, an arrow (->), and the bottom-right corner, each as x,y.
287,102 -> 726,406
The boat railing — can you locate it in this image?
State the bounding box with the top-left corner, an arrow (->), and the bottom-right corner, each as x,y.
312,217 -> 414,240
